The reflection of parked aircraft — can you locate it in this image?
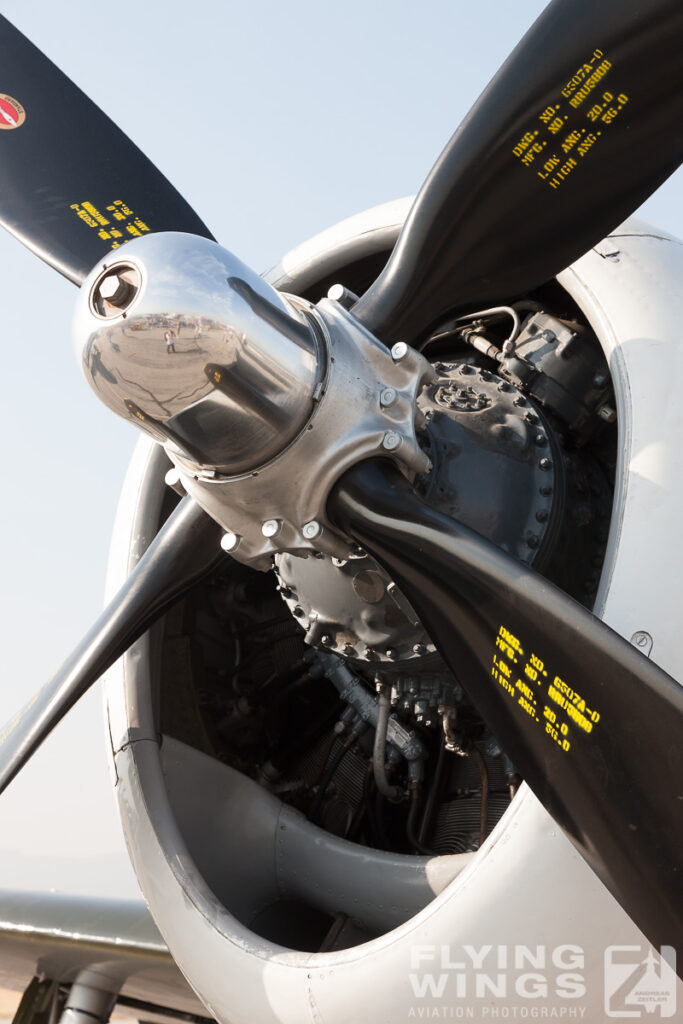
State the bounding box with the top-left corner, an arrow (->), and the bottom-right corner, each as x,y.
0,2 -> 682,1023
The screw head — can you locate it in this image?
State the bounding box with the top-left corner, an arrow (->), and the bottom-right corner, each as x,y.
262,519 -> 281,538
391,341 -> 408,361
539,457 -> 552,471
380,387 -> 398,407
412,643 -> 427,656
302,520 -> 321,540
321,634 -> 334,646
220,532 -> 240,552
383,431 -> 402,452
385,647 -> 398,660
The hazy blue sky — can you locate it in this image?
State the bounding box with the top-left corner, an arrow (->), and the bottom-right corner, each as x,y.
0,0 -> 680,897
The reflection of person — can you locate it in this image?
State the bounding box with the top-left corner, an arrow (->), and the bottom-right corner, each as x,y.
164,328 -> 176,354
86,342 -> 118,385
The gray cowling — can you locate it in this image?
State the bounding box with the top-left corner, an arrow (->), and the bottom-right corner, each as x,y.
160,734 -> 471,937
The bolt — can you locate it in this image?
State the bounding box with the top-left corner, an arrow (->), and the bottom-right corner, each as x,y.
327,282 -> 359,309
413,643 -> 427,656
543,329 -> 556,342
383,431 -> 402,452
593,373 -> 608,388
524,412 -> 538,425
321,634 -> 334,646
536,509 -> 549,523
514,395 -> 527,407
539,457 -> 552,471
527,534 -> 540,549
385,648 -> 398,660
343,643 -> 357,656
164,467 -> 186,496
98,275 -> 121,299
535,433 -> 548,447
460,364 -> 473,375
220,531 -> 240,552
598,403 -> 617,423
302,520 -> 321,540
91,264 -> 141,317
391,341 -> 408,361
293,605 -> 305,618
380,387 -> 398,407
540,485 -> 553,496
262,519 -> 281,538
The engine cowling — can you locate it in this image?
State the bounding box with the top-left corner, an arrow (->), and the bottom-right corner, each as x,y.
105,203 -> 683,1022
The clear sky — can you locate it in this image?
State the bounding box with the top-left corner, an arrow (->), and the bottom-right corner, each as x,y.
0,0 -> 680,898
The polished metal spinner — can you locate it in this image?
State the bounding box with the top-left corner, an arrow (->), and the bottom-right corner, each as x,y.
75,232 -> 435,567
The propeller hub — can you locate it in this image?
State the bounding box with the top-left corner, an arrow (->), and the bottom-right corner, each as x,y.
75,232 -> 435,568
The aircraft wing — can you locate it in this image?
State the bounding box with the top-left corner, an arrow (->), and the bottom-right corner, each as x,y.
0,890 -> 208,1020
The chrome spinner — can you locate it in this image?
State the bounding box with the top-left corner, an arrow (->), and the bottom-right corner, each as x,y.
75,232 -> 435,568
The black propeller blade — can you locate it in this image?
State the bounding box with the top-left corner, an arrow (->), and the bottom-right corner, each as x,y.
0,497 -> 224,796
329,460 -> 683,956
352,0 -> 683,342
0,16 -> 214,284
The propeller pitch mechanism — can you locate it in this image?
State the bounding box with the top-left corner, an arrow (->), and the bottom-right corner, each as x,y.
76,231 -> 435,568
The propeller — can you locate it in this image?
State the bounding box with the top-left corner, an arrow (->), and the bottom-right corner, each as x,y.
328,460 -> 683,955
0,497 -> 224,796
0,15 -> 213,284
0,0 -> 682,959
352,0 -> 683,342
